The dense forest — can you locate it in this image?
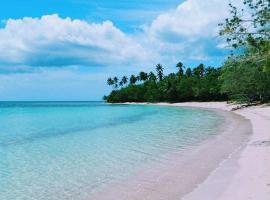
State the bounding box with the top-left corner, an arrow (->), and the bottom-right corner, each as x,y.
104,0 -> 270,103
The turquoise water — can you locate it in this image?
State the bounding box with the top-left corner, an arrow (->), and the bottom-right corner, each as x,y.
0,102 -> 224,200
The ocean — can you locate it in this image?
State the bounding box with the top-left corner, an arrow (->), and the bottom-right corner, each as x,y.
0,102 -> 225,200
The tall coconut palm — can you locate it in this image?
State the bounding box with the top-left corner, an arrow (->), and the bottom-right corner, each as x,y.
176,62 -> 185,78
156,64 -> 164,81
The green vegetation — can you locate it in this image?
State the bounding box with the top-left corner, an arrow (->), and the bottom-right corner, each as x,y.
218,0 -> 270,102
104,63 -> 227,103
104,0 -> 270,103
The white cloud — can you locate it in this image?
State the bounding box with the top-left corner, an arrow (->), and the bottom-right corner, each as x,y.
141,0 -> 235,64
0,14 -> 149,68
0,0 -> 238,74
147,0 -> 229,41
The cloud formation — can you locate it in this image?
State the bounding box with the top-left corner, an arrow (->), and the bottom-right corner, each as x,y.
148,0 -> 228,40
0,14 -> 148,68
0,0 -> 235,74
143,0 -> 231,64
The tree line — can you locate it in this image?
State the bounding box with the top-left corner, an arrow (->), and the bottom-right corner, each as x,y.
104,63 -> 227,103
104,0 -> 270,103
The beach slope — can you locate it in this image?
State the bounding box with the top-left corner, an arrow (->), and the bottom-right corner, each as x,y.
170,102 -> 270,200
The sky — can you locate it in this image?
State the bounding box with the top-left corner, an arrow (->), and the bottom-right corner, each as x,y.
0,0 -> 234,101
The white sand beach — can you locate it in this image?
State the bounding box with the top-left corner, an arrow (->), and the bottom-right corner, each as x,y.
175,102 -> 270,200
156,102 -> 270,200
94,102 -> 270,200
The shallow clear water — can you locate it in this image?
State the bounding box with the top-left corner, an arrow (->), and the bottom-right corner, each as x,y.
0,102 -> 224,200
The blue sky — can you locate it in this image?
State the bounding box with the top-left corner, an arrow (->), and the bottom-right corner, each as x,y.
0,0 -> 183,32
0,0 -> 232,101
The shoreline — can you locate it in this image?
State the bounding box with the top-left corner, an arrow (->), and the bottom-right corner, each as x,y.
91,102 -> 270,199
179,102 -> 270,200
127,102 -> 270,199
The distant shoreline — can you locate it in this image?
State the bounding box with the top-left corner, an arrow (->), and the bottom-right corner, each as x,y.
92,102 -> 270,199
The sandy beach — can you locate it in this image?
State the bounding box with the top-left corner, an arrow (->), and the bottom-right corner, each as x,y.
91,102 -> 270,200
176,102 -> 270,200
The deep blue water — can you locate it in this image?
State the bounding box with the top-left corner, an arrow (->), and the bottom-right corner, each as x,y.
0,102 -> 224,200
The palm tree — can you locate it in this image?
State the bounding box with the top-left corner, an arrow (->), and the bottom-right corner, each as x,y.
176,62 -> 185,78
119,81 -> 124,87
156,64 -> 164,81
113,76 -> 118,89
121,76 -> 128,85
148,72 -> 157,82
107,77 -> 114,87
139,72 -> 148,82
129,75 -> 137,85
